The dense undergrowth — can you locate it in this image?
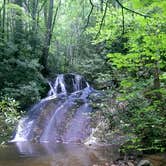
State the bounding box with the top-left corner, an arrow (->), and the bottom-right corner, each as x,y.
0,97 -> 23,144
95,87 -> 166,153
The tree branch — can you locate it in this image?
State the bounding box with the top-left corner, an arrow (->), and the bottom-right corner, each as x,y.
37,0 -> 47,28
83,0 -> 94,31
23,0 -> 31,14
95,0 -> 109,39
0,2 -> 4,13
115,0 -> 150,18
51,0 -> 61,34
38,0 -> 47,13
36,0 -> 39,14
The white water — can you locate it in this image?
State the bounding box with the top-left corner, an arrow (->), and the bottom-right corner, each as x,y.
11,74 -> 94,143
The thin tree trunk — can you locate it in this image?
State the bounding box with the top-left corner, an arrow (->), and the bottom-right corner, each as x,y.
40,0 -> 60,76
14,0 -> 23,47
153,61 -> 160,89
153,61 -> 161,99
40,0 -> 54,75
31,0 -> 39,55
2,0 -> 6,35
0,0 -> 6,56
6,0 -> 10,41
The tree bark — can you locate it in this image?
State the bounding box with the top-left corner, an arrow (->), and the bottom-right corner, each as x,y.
40,0 -> 60,76
31,0 -> 39,55
40,0 -> 54,76
2,0 -> 6,36
0,0 -> 6,56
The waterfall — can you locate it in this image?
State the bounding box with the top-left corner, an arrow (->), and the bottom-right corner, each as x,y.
11,74 -> 94,143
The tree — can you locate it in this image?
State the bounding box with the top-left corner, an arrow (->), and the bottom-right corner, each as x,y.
40,0 -> 60,75
14,0 -> 23,54
0,0 -> 6,55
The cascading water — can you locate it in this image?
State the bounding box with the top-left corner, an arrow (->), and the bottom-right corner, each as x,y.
11,74 -> 94,143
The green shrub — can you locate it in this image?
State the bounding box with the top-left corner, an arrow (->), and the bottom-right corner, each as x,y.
0,97 -> 22,144
118,91 -> 166,152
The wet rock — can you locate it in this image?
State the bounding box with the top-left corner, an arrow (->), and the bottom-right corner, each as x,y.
75,139 -> 82,144
127,161 -> 135,166
104,162 -> 109,166
137,160 -> 153,166
63,73 -> 87,93
114,159 -> 128,166
89,152 -> 98,162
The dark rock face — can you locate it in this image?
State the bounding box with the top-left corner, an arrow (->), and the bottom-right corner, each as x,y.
63,73 -> 88,94
48,73 -> 89,96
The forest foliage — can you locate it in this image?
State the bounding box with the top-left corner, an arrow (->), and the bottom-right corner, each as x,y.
0,0 -> 166,152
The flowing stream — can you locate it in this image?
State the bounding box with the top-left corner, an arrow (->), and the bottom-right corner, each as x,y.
11,73 -> 93,143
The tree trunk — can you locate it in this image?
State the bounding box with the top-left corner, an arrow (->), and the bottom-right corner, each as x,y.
31,0 -> 38,55
40,0 -> 54,75
153,61 -> 160,89
14,0 -> 23,47
2,0 -> 6,35
0,0 -> 6,56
